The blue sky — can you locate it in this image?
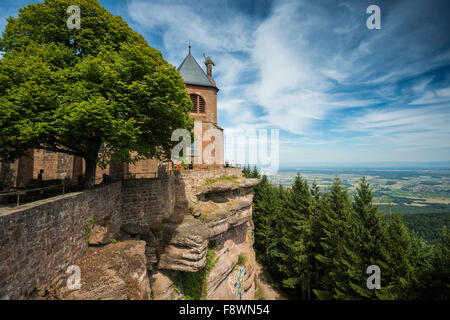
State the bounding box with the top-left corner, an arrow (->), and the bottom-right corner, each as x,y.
1,0 -> 450,167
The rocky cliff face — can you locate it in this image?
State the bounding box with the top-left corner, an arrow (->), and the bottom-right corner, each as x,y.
47,171 -> 261,300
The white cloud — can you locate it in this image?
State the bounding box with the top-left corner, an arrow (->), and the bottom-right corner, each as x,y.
126,0 -> 450,162
409,86 -> 450,105
339,105 -> 450,150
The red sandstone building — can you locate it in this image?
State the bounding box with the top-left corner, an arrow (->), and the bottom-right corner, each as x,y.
0,48 -> 224,190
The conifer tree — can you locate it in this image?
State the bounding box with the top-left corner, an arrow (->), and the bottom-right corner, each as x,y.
242,165 -> 251,178
307,181 -> 324,299
313,177 -> 352,299
380,213 -> 416,299
334,177 -> 390,299
422,227 -> 450,300
252,175 -> 278,263
251,166 -> 261,178
277,174 -> 312,298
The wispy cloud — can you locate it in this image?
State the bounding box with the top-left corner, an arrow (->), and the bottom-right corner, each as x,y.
126,0 -> 450,163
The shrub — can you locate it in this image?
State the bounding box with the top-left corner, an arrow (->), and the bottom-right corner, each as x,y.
175,245 -> 219,300
238,253 -> 247,266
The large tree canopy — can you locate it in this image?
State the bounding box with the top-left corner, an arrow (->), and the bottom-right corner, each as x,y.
0,0 -> 193,188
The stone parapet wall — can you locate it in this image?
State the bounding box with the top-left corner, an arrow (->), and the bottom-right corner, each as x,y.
175,167 -> 242,202
120,176 -> 175,226
0,182 -> 121,299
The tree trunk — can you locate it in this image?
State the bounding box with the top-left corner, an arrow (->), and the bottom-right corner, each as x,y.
84,157 -> 97,189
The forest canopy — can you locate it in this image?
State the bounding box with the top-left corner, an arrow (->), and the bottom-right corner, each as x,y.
243,166 -> 449,300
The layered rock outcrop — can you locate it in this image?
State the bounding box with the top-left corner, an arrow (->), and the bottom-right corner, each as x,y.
40,169 -> 261,300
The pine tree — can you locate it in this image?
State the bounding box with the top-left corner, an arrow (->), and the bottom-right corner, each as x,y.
307,181 -> 324,299
380,213 -> 416,299
277,174 -> 312,299
265,184 -> 288,279
407,232 -> 433,299
335,177 -> 390,299
313,177 -> 353,299
252,175 -> 278,264
251,166 -> 261,178
423,227 -> 450,299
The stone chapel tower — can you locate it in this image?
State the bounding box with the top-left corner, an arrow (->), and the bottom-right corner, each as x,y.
177,46 -> 224,165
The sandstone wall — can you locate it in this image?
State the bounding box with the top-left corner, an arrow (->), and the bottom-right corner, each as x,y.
0,182 -> 121,299
0,167 -> 258,300
121,176 -> 176,226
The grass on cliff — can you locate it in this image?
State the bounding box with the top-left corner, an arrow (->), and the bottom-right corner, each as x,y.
201,175 -> 238,187
174,241 -> 219,300
84,214 -> 98,244
237,253 -> 247,266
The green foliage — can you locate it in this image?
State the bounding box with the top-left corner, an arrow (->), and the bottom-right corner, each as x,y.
0,0 -> 193,188
84,214 -> 97,243
400,212 -> 450,243
201,175 -> 238,187
243,165 -> 261,179
255,281 -> 265,300
175,242 -> 219,300
237,253 -> 247,266
252,174 -> 449,300
415,227 -> 450,300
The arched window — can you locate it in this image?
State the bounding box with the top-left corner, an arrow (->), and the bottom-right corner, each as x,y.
189,94 -> 206,113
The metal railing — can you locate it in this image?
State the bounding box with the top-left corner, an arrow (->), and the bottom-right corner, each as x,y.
0,182 -> 71,207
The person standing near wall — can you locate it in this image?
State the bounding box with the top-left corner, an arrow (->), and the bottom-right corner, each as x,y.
37,169 -> 44,186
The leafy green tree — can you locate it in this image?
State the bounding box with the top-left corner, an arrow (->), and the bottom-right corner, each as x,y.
0,0 -> 193,188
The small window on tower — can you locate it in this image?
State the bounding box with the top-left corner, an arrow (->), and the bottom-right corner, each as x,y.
189,94 -> 206,114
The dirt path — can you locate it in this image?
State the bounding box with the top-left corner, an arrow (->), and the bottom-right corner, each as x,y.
254,262 -> 286,300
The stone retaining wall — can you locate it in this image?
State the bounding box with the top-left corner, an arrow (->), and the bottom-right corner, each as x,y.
0,182 -> 121,299
0,168 -> 242,299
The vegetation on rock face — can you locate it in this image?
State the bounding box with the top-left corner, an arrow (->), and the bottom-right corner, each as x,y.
175,241 -> 219,300
237,253 -> 247,266
201,175 -> 238,187
84,214 -> 97,243
244,165 -> 450,300
0,0 -> 193,189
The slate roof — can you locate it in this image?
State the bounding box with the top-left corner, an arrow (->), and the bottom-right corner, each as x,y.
177,53 -> 216,88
